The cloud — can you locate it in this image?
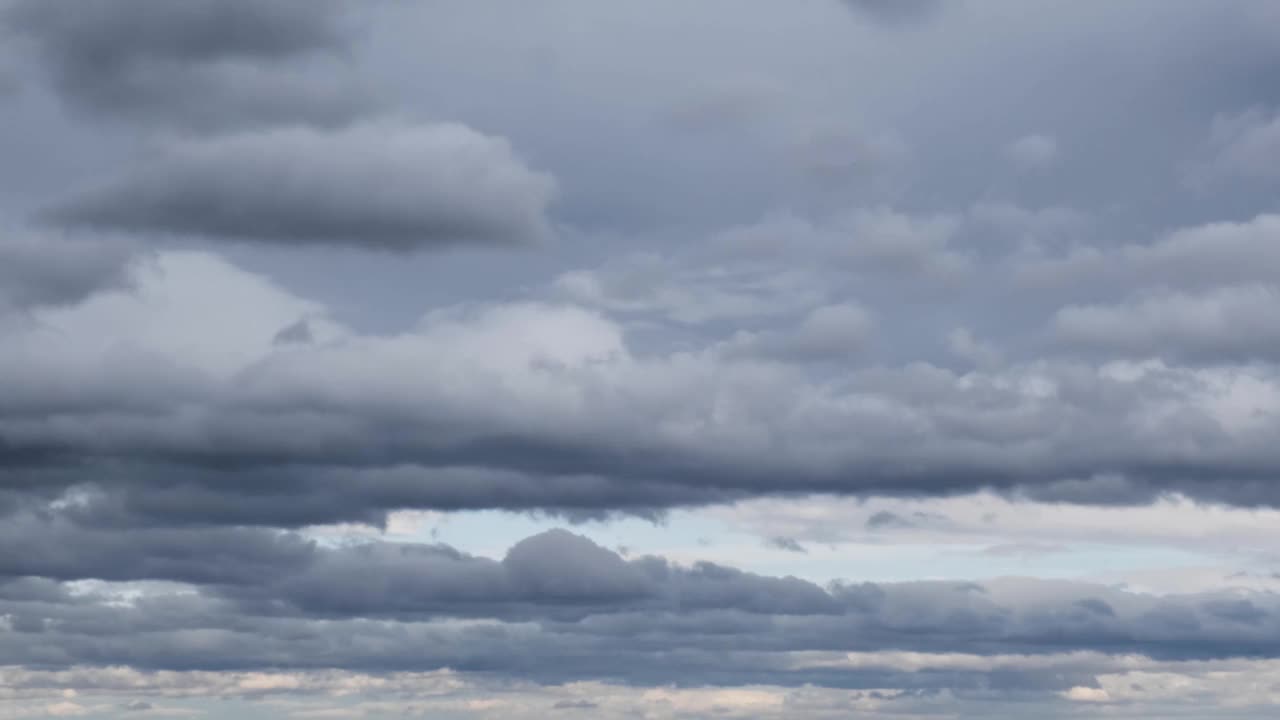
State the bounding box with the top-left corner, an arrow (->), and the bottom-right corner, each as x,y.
1004,134 -> 1058,172
765,536 -> 808,553
1053,286 -> 1280,362
721,303 -> 875,362
501,529 -> 654,603
48,122 -> 558,251
0,228 -> 137,312
6,249 -> 1280,521
1201,108 -> 1280,183
980,542 -> 1067,558
866,511 -> 914,531
710,493 -> 1280,597
662,79 -> 781,133
4,528 -> 1280,692
552,699 -> 600,710
713,209 -> 969,279
15,662 -> 1280,720
553,252 -> 827,325
7,3 -> 1280,715
840,0 -> 944,27
1062,686 -> 1110,702
4,0 -> 368,129
1126,215 -> 1280,288
555,205 -> 990,332
0,62 -> 18,99
946,328 -> 1003,369
42,701 -> 87,716
272,318 -> 315,346
0,512 -> 317,585
786,127 -> 912,191
0,518 -> 842,621
1012,214 -> 1280,300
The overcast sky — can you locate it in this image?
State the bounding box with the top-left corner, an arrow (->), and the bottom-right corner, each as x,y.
4,1 -> 1280,718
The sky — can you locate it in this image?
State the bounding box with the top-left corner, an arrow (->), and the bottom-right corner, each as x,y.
3,0 -> 1280,718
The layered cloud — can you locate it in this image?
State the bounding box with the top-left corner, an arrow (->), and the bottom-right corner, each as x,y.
1054,286 -> 1280,362
5,524 -> 1280,677
841,0 -> 944,27
4,0 -> 369,129
4,658 -> 1278,720
4,2 -> 1280,717
0,227 -> 136,312
49,122 -> 557,250
4,243 -> 1280,523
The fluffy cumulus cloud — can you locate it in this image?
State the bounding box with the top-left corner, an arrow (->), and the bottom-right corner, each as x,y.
5,1 -> 1280,718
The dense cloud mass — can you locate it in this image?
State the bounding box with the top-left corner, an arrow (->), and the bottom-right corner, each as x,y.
50,123 -> 558,250
4,1 -> 1280,717
0,228 -> 136,311
3,0 -> 366,129
1,249 -> 1279,517
3,526 -> 1280,687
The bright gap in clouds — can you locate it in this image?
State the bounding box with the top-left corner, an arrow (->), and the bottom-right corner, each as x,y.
307,494 -> 1280,594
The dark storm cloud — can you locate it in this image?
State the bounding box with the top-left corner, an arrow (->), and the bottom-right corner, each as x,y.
48,122 -> 557,250
2,529 -> 1279,690
5,0 -> 367,129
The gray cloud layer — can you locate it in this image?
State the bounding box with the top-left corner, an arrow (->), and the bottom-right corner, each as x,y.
5,0 -> 367,129
2,526 -> 1278,692
50,123 -> 558,250
3,274 -> 1280,522
841,0 -> 943,26
5,2 -> 1280,712
0,228 -> 136,311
